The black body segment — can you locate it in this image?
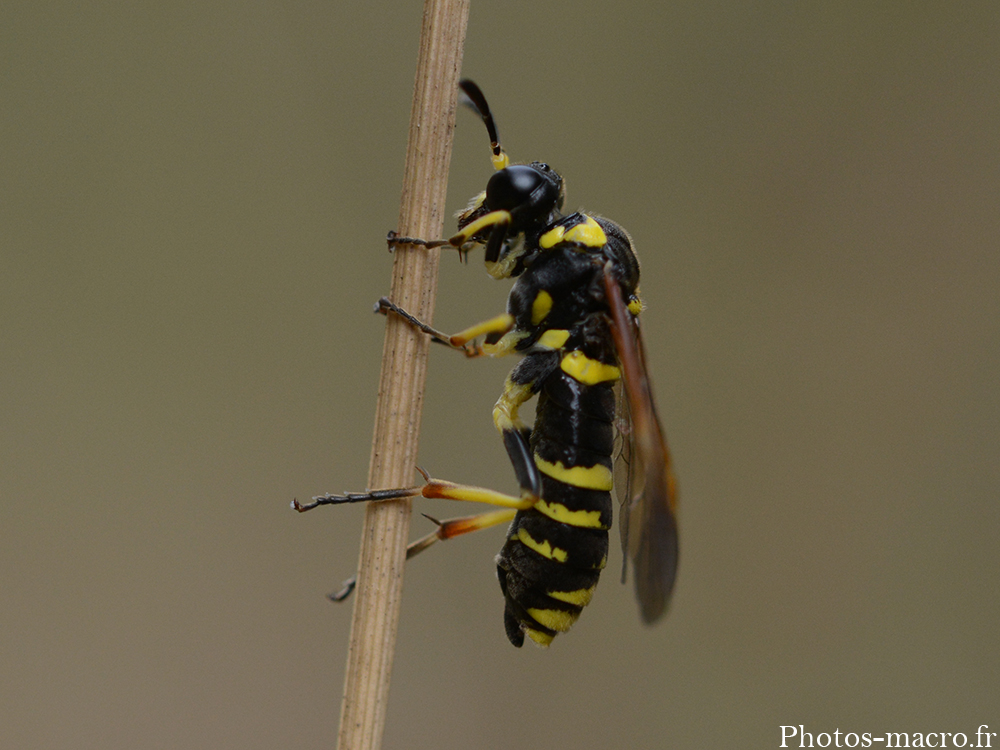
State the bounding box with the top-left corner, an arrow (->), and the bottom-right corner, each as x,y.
490,230 -> 637,646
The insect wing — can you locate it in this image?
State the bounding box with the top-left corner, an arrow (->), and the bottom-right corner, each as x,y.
604,268 -> 679,624
611,380 -> 635,581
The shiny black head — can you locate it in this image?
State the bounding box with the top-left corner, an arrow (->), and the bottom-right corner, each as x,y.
485,162 -> 564,230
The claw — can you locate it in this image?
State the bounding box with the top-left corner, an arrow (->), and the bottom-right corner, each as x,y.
328,579 -> 356,602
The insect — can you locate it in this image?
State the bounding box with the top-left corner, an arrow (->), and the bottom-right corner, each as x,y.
295,80 -> 678,647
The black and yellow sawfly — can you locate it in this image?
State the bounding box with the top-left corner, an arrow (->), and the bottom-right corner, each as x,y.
295,80 -> 678,647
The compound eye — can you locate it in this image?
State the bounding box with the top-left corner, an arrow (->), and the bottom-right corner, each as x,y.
486,165 -> 545,211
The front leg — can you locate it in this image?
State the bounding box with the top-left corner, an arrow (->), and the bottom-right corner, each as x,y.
387,209 -> 512,255
385,230 -> 453,250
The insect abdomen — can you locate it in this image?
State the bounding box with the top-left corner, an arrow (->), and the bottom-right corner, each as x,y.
496,370 -> 616,647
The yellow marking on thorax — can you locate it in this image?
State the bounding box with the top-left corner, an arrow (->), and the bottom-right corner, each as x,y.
536,328 -> 570,350
548,585 -> 597,607
531,290 -> 553,325
560,350 -> 621,384
534,455 -> 614,493
539,215 -> 608,250
527,607 -> 580,633
628,291 -> 644,316
516,528 -> 568,563
493,378 -> 533,433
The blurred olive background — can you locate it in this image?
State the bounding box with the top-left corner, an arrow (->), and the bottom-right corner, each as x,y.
3,2 -> 998,748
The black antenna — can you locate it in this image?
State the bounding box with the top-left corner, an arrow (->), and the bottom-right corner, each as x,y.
459,79 -> 509,170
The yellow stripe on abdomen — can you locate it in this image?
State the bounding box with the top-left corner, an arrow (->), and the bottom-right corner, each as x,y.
548,585 -> 597,607
527,607 -> 581,633
516,527 -> 568,562
534,499 -> 606,529
525,628 -> 555,647
534,455 -> 613,492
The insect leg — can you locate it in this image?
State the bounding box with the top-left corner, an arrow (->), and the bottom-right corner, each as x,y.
329,508 -> 518,602
296,465 -> 537,511
387,210 -> 512,256
419,475 -> 537,510
374,297 -> 457,349
307,469 -> 531,601
297,470 -> 533,603
292,485 -> 421,512
492,354 -> 560,499
385,230 -> 453,250
376,296 -> 518,357
493,375 -> 541,499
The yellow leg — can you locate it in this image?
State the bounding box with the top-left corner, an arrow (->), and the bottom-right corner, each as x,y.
375,298 -> 517,358
420,477 -> 536,510
385,209 -> 512,253
424,509 -> 518,542
299,468 -> 537,601
296,469 -> 536,515
449,313 -> 516,347
326,508 -> 518,602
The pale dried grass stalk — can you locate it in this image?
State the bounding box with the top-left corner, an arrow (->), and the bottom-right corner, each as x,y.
335,2 -> 470,749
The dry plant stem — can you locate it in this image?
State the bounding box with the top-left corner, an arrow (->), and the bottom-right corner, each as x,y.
336,1 -> 470,749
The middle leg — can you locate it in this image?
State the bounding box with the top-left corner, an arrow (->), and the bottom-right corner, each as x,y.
375,297 -> 520,357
